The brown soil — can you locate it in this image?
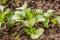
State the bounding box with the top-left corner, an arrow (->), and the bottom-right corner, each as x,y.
0,0 -> 60,40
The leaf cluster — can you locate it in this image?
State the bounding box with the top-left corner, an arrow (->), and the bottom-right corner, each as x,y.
0,2 -> 60,39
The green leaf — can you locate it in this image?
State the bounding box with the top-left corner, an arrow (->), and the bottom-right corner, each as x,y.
26,8 -> 33,19
0,19 -> 4,26
43,18 -> 50,28
47,9 -> 54,14
36,9 -> 43,15
0,11 -> 7,24
14,11 -> 26,17
25,28 -> 36,35
2,9 -> 10,19
11,15 -> 20,21
0,5 -> 5,12
51,18 -> 57,25
1,0 -> 7,4
0,23 -> 2,30
4,9 -> 10,14
24,18 -> 36,27
44,13 -> 50,17
56,16 -> 60,24
44,9 -> 54,17
25,29 -> 32,35
16,2 -> 27,10
0,14 -> 5,23
31,28 -> 44,39
6,11 -> 15,26
12,32 -> 17,36
15,35 -> 19,40
26,11 -> 33,19
36,14 -> 46,22
46,9 -> 54,16
11,11 -> 26,21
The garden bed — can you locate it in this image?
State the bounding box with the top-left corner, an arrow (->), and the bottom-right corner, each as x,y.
0,0 -> 60,40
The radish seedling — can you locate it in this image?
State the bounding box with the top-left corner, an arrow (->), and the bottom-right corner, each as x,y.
4,2 -> 55,39
24,18 -> 44,39
0,5 -> 9,30
35,9 -> 54,28
15,2 -> 44,39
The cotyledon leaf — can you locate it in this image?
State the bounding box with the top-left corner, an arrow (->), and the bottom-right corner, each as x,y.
43,18 -> 50,28
16,2 -> 27,10
24,18 -> 36,27
31,28 -> 44,39
56,16 -> 60,24
0,5 -> 5,12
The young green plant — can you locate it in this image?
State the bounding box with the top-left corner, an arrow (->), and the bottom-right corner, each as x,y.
15,2 -> 44,39
35,9 -> 54,28
0,5 -> 8,30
